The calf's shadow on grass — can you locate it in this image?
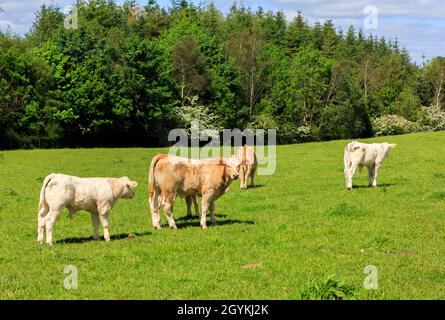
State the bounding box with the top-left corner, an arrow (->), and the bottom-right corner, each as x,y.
56,231 -> 151,244
351,183 -> 395,189
240,184 -> 265,189
252,184 -> 265,188
174,214 -> 255,229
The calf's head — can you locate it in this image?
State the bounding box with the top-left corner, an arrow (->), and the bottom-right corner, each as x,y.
223,157 -> 241,180
109,177 -> 138,199
382,142 -> 397,157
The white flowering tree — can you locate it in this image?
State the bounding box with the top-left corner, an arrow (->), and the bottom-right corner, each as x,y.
173,96 -> 222,140
422,104 -> 445,131
373,115 -> 420,136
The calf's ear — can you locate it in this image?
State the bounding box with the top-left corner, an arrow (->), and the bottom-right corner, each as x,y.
127,181 -> 138,189
108,179 -> 124,198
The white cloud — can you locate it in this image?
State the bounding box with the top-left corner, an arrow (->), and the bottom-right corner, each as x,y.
258,0 -> 445,63
271,0 -> 445,19
0,0 -> 79,35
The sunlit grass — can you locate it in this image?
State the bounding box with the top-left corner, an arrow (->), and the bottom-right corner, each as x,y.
1,131 -> 444,299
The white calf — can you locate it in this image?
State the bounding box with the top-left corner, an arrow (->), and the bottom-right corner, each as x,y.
344,141 -> 397,189
37,174 -> 137,245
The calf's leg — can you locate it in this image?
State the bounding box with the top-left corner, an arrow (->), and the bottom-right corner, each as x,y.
344,166 -> 352,190
368,165 -> 376,187
239,168 -> 243,189
90,212 -> 100,240
98,213 -> 111,242
45,208 -> 62,246
186,196 -> 193,218
371,164 -> 380,187
97,204 -> 112,241
185,195 -> 199,218
210,201 -> 216,226
201,195 -> 213,229
245,165 -> 252,189
37,206 -> 49,244
249,165 -> 256,188
193,195 -> 200,217
150,193 -> 162,229
239,166 -> 246,189
163,194 -> 177,229
345,162 -> 358,189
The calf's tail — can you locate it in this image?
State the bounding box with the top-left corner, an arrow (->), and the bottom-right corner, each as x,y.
38,174 -> 56,213
242,144 -> 247,164
148,154 -> 168,203
344,141 -> 360,169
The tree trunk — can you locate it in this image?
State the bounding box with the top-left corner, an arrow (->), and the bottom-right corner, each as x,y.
181,63 -> 185,106
435,70 -> 444,107
364,60 -> 369,109
249,70 -> 254,118
249,42 -> 256,118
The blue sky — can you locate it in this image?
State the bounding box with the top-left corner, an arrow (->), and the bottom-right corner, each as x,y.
1,0 -> 444,64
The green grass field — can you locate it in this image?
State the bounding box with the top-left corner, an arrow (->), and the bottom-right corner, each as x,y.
1,132 -> 445,300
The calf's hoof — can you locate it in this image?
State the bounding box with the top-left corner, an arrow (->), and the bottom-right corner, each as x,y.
37,240 -> 44,245
201,224 -> 207,230
153,225 -> 161,230
170,225 -> 177,230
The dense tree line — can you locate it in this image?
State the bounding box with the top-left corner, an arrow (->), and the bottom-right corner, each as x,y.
0,0 -> 444,149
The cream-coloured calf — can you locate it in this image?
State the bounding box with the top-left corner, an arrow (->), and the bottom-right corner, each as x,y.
148,155 -> 240,229
183,157 -> 242,219
344,141 -> 397,189
236,145 -> 257,189
37,174 -> 138,245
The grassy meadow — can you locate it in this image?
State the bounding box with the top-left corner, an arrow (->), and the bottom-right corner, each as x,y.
1,132 -> 444,299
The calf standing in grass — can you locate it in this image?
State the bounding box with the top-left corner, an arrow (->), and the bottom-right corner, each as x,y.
37,174 -> 138,245
148,155 -> 240,229
344,141 -> 397,189
184,156 -> 242,219
237,145 -> 257,189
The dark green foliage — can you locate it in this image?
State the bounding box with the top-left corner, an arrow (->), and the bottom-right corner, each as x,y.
0,0 -> 440,149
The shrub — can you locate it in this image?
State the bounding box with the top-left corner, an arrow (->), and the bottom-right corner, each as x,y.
295,125 -> 313,141
421,105 -> 445,131
277,122 -> 319,144
373,114 -> 420,136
